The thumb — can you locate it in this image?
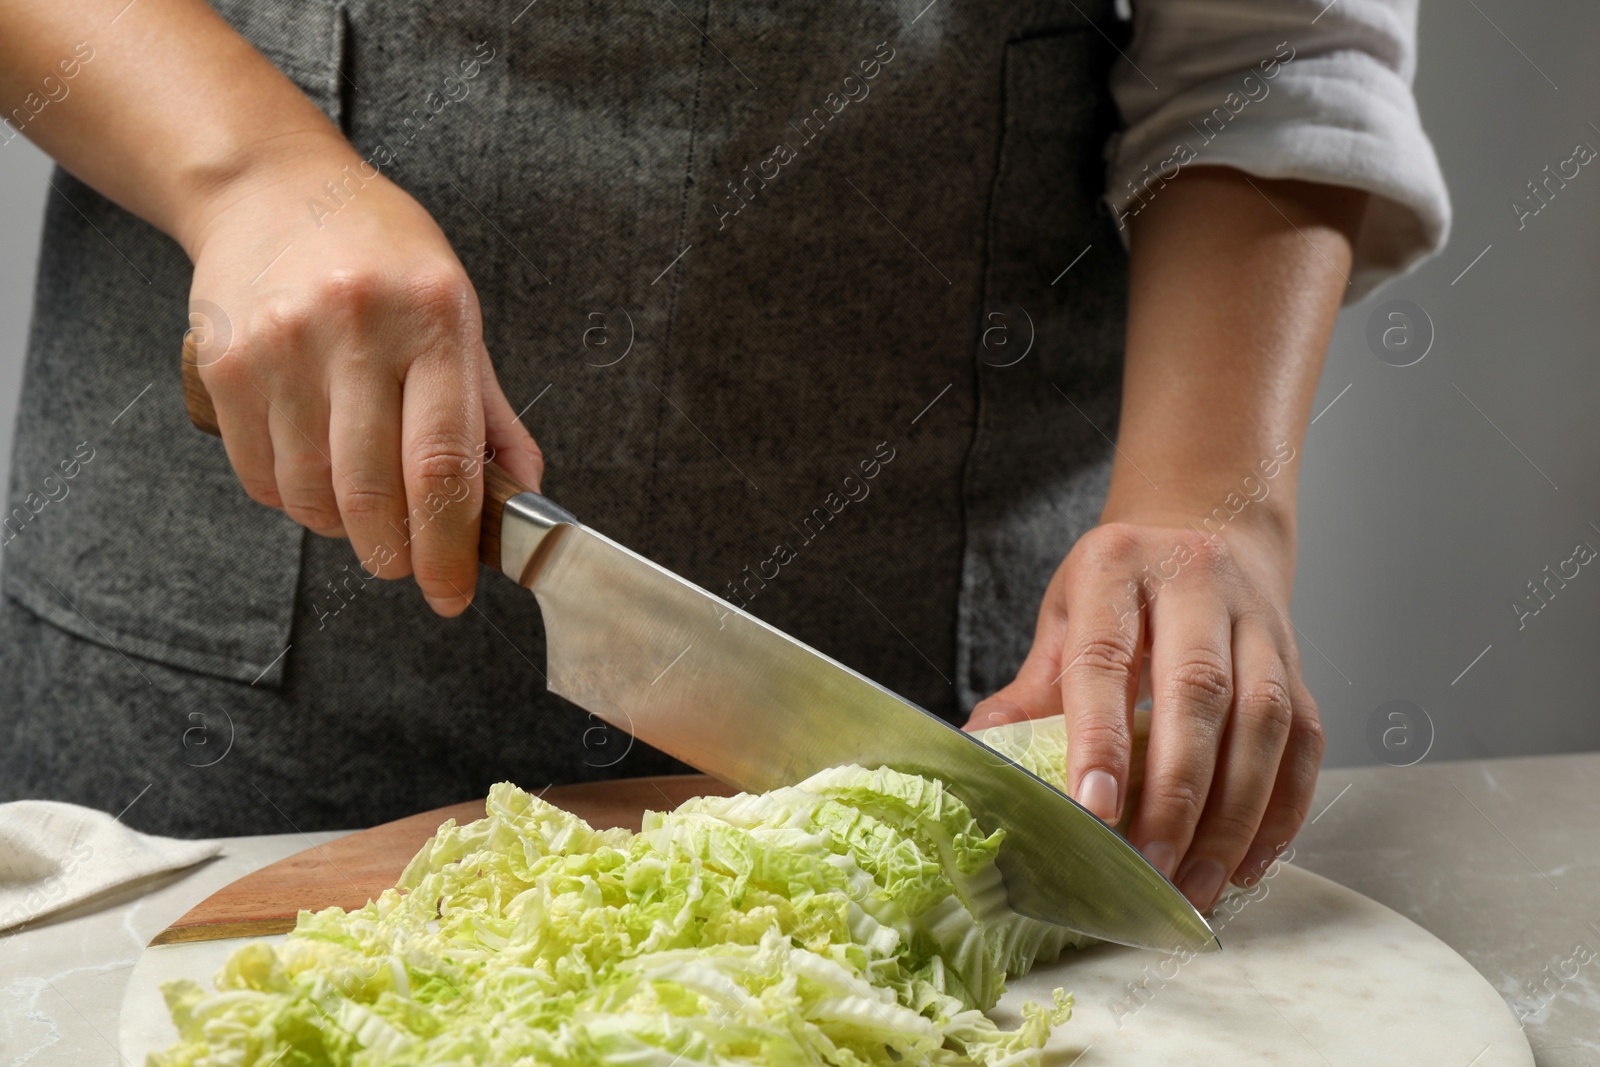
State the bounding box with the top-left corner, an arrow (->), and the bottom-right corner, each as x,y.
965,646 -> 1063,732
480,350 -> 545,492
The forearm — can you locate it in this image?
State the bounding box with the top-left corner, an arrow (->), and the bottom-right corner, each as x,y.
1108,166 -> 1367,580
0,0 -> 353,256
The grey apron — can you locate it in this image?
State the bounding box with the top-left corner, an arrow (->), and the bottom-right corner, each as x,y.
0,0 -> 1126,836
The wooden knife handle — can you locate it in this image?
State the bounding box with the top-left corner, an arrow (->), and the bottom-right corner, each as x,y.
181,332 -> 533,569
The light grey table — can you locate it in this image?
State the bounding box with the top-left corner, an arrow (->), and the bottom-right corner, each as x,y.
5,753 -> 1596,1065
1292,751 -> 1600,1067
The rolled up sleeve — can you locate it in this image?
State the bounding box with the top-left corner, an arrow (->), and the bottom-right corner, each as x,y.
1106,0 -> 1451,301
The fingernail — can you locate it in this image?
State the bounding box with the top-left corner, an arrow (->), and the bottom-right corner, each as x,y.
1232,843 -> 1278,887
1178,860 -> 1225,911
1076,769 -> 1119,823
424,593 -> 465,615
1140,840 -> 1177,879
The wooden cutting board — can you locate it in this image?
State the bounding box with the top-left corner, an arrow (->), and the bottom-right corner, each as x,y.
147,774 -> 736,945
120,775 -> 1535,1066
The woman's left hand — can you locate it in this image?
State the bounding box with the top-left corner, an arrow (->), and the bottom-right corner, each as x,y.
963,167 -> 1363,913
967,513 -> 1324,913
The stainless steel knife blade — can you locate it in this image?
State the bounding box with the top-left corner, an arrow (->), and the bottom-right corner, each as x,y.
175,343 -> 1213,952
499,489 -> 1217,954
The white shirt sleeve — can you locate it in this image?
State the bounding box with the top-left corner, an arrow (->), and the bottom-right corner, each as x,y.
1106,0 -> 1450,301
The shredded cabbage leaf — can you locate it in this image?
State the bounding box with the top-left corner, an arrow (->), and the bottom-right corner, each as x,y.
152,764 -> 1080,1067
974,712 -> 1149,836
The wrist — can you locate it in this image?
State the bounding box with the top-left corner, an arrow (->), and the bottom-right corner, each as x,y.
1104,434 -> 1299,526
172,125 -> 361,260
1097,452 -> 1301,587
1099,488 -> 1297,545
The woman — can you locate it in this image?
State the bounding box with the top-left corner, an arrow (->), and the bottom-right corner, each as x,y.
0,0 -> 1446,913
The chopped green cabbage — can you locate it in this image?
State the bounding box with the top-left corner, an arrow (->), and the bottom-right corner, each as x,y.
152,765 -> 1077,1067
974,712 -> 1150,836
967,720 -> 1073,792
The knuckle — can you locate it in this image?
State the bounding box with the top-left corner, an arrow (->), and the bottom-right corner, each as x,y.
1164,651 -> 1234,716
1203,807 -> 1262,849
1292,710 -> 1328,763
1266,780 -> 1317,833
279,493 -> 342,531
201,347 -> 255,394
402,268 -> 475,335
240,477 -> 282,508
1274,796 -> 1315,834
1182,531 -> 1231,575
1147,777 -> 1208,827
1075,523 -> 1144,570
275,458 -> 337,525
1069,628 -> 1140,678
247,297 -> 313,350
337,479 -> 404,521
411,561 -> 471,600
1068,718 -> 1132,764
1272,635 -> 1304,672
280,446 -> 331,483
1239,677 -> 1295,734
408,432 -> 477,487
317,268 -> 387,320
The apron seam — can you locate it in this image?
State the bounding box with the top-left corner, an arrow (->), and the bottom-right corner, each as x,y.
955,20 -> 1108,713
955,33 -> 1020,715
3,574 -> 293,687
642,0 -> 714,537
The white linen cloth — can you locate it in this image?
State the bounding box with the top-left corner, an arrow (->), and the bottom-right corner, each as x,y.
0,800 -> 221,933
1112,0 -> 1451,300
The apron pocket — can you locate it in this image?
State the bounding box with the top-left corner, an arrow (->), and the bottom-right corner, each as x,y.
208,0 -> 348,123
0,1 -> 348,688
956,23 -> 1129,709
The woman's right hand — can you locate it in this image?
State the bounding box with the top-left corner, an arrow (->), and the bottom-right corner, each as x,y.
184,131 -> 544,616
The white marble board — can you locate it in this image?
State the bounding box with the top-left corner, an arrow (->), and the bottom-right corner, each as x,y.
120,861 -> 1533,1066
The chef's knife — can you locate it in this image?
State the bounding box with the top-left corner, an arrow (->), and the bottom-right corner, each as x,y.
181,338 -> 1217,954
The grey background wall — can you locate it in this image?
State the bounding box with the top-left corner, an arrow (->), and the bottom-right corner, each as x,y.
0,138 -> 50,531
1294,0 -> 1600,767
1,2 -> 1596,768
